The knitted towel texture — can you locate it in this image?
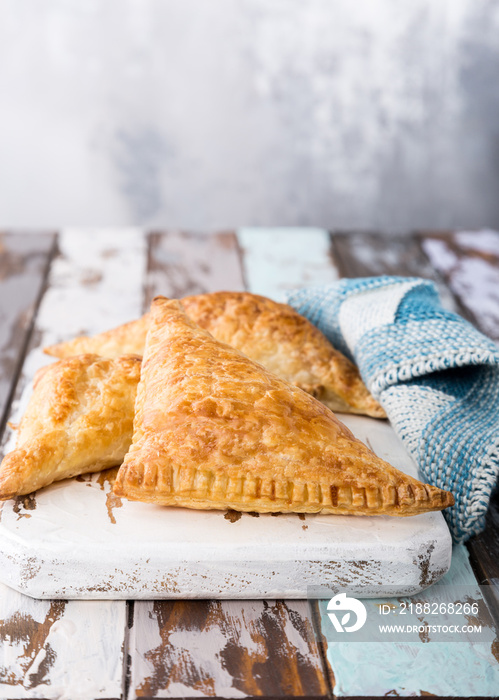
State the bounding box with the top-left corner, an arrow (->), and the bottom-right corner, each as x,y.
287,276 -> 499,543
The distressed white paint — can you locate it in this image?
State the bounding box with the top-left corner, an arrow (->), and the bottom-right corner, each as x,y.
129,599 -> 319,698
129,601 -> 247,698
423,237 -> 459,271
450,256 -> 499,338
0,415 -> 452,600
146,230 -> 246,300
279,601 -> 314,659
225,602 -> 266,657
0,229 -> 148,699
422,230 -> 499,341
238,228 -> 338,301
455,229 -> 499,256
0,583 -> 126,700
37,228 -> 146,345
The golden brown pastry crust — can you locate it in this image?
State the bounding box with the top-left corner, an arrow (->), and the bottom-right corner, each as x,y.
113,297 -> 454,516
44,291 -> 385,418
44,315 -> 151,359
0,354 -> 141,500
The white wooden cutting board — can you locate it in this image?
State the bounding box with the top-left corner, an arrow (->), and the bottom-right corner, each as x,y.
0,230 -> 452,601
0,413 -> 452,600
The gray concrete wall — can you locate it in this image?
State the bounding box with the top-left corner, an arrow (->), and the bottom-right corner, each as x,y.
1,0 -> 498,230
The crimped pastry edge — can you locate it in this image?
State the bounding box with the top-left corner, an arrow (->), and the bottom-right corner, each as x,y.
113,463 -> 454,516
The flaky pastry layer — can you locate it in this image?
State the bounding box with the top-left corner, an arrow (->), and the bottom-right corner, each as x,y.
0,354 -> 141,499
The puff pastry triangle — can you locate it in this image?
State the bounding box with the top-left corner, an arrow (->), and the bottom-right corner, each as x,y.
44,291 -> 385,418
0,354 -> 141,499
113,297 -> 454,516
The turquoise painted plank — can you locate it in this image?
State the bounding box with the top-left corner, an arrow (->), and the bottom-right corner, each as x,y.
318,544 -> 499,697
237,228 -> 338,300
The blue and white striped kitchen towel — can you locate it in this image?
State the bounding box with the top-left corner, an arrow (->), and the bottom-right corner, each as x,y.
287,276 -> 499,542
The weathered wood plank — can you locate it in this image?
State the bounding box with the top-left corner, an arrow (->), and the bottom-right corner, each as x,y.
0,229 -> 148,699
237,228 -> 338,302
333,230 -> 434,278
38,227 -> 147,347
128,229 -> 332,699
326,230 -> 499,697
0,581 -> 126,699
332,230 -> 457,311
420,229 -> 499,341
0,232 -> 55,429
144,230 -> 245,307
467,491 -> 499,622
129,600 -> 329,699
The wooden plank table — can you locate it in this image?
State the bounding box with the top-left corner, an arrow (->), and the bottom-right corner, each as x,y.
0,228 -> 498,699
